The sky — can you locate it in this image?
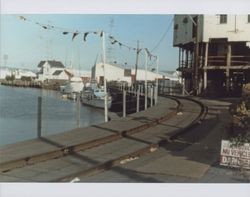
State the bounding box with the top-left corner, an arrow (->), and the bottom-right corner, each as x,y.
1,14 -> 177,71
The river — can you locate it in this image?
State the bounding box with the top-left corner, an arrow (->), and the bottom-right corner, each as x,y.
0,85 -> 104,146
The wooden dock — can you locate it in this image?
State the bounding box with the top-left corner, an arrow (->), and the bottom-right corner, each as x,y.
0,96 -> 208,182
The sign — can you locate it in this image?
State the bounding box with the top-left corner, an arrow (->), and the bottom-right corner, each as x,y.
220,140 -> 250,169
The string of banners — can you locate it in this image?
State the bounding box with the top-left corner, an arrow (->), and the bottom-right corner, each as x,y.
18,16 -> 157,60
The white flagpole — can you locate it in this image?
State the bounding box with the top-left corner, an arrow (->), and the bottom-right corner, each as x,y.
102,31 -> 108,122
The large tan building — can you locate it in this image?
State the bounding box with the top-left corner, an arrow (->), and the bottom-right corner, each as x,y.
174,15 -> 250,96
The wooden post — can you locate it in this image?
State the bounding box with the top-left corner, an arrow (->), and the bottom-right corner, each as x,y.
170,80 -> 172,95
185,49 -> 189,67
226,43 -> 231,93
182,78 -> 185,95
76,94 -> 80,128
150,86 -> 153,107
181,48 -> 184,68
37,96 -> 42,138
178,48 -> 181,69
204,42 -> 208,93
123,90 -> 126,117
154,85 -> 157,105
136,85 -> 140,112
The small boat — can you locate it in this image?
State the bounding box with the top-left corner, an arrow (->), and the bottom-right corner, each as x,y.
81,83 -> 112,109
60,77 -> 84,100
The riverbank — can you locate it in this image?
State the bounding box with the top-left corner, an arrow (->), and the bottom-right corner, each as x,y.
0,79 -> 66,90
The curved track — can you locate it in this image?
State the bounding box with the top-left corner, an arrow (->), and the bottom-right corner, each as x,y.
0,95 -> 208,182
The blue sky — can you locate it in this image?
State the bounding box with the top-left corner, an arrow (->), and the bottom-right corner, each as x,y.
1,14 -> 178,71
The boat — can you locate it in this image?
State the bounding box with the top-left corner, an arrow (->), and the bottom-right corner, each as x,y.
81,82 -> 112,109
60,77 -> 84,100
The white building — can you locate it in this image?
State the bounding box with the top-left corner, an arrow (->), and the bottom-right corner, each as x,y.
37,60 -> 68,81
174,15 -> 250,96
92,63 -> 164,85
0,67 -> 36,80
0,67 -> 12,79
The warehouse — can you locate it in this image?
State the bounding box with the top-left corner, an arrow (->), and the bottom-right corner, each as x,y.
174,15 -> 250,96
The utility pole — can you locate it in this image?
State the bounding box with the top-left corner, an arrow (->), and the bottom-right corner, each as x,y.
144,49 -> 148,110
193,15 -> 200,96
135,40 -> 140,83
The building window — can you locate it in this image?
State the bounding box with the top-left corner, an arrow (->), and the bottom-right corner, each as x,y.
248,15 -> 250,23
220,15 -> 227,24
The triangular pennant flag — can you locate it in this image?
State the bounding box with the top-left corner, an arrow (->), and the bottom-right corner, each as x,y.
19,16 -> 27,21
83,32 -> 89,42
72,32 -> 79,41
145,48 -> 151,57
111,40 -> 118,45
100,31 -> 103,37
63,32 -> 69,35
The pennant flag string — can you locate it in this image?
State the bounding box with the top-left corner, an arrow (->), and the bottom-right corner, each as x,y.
72,32 -> 79,41
83,32 -> 89,42
17,15 -> 158,58
108,34 -> 157,60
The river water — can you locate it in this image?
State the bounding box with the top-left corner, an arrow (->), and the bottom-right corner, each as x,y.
0,85 -> 104,146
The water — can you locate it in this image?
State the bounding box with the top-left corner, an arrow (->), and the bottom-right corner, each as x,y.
0,85 -> 104,146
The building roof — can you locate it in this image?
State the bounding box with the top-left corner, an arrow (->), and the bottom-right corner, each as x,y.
52,70 -> 63,76
38,60 -> 65,68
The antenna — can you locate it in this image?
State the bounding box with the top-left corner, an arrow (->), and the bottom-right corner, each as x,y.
3,54 -> 8,67
94,54 -> 99,66
107,17 -> 115,64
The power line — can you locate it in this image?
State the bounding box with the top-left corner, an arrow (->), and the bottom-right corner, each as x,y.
150,18 -> 174,53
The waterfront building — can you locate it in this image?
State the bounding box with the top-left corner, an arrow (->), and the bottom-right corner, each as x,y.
0,67 -> 12,79
0,67 -> 36,80
174,15 -> 250,96
37,60 -> 68,81
92,62 -> 164,85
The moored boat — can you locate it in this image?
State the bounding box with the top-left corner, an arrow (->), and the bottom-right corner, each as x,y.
60,77 -> 84,100
81,83 -> 112,109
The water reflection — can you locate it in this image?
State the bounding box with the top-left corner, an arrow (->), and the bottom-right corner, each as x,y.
0,85 -> 104,146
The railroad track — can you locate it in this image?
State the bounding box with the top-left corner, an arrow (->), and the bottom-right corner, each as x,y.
0,95 -> 208,182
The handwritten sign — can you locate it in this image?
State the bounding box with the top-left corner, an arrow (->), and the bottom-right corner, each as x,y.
220,140 -> 250,169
